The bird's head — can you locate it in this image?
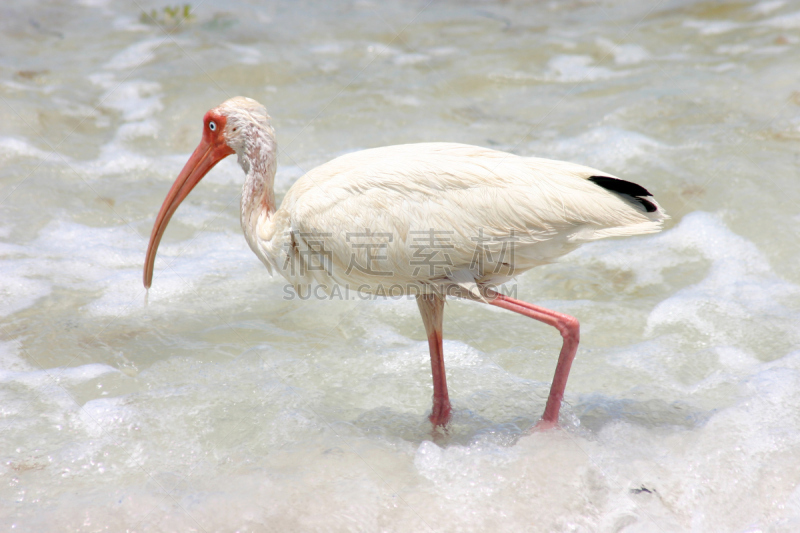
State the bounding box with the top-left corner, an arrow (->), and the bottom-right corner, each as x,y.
213,96 -> 272,156
143,96 -> 272,289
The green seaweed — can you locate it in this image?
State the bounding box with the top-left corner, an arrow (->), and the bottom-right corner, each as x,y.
140,4 -> 195,29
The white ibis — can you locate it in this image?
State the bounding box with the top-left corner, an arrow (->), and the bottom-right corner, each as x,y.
144,97 -> 667,430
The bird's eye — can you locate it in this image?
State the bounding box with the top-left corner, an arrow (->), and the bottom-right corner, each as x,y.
209,121 -> 217,131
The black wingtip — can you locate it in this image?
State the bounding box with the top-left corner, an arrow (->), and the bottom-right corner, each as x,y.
637,197 -> 658,213
589,176 -> 657,213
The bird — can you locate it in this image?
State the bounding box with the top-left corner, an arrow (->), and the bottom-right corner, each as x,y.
144,96 -> 667,430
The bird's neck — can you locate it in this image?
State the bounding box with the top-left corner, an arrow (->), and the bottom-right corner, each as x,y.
238,123 -> 277,253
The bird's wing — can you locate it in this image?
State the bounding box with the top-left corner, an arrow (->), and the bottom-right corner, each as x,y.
276,143 -> 666,290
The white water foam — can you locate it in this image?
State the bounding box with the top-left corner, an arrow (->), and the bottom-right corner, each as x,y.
571,212 -> 800,352
103,38 -> 164,71
683,19 -> 743,35
537,126 -> 665,170
596,38 -> 651,66
544,55 -> 619,82
762,10 -> 800,28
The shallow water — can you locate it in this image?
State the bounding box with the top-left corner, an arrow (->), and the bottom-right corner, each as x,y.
2,0 -> 800,531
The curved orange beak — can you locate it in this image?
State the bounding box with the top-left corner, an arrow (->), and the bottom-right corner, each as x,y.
143,121 -> 234,289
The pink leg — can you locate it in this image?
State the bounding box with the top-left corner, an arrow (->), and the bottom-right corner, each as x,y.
485,291 -> 580,429
416,293 -> 451,427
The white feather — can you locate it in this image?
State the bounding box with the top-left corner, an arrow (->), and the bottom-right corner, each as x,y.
251,142 -> 666,296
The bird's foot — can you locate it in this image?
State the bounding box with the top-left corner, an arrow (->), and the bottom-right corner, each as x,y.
529,418 -> 559,433
428,400 -> 452,428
